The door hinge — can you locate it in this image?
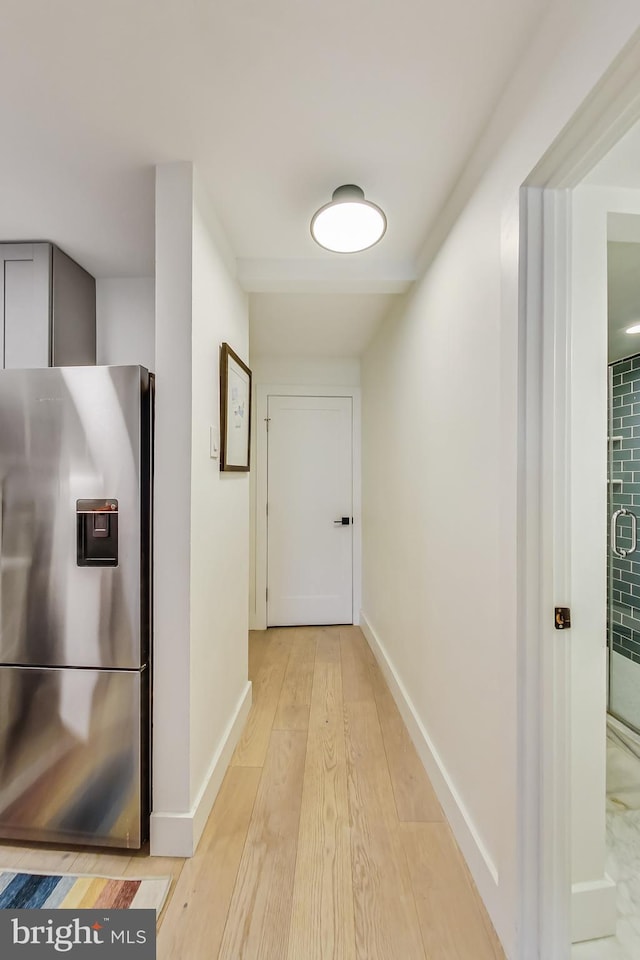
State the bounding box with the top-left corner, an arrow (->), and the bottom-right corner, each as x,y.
265,587 -> 268,602
555,607 -> 571,630
266,502 -> 268,517
265,417 -> 271,432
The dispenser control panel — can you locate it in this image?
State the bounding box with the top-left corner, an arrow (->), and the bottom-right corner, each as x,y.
76,499 -> 119,566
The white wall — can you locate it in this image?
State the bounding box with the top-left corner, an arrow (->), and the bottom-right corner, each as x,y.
96,277 -> 155,370
569,184 -> 615,940
250,356 -> 360,387
189,174 -> 250,804
248,356 -> 361,629
360,5 -> 640,958
152,162 -> 251,857
153,162 -> 193,832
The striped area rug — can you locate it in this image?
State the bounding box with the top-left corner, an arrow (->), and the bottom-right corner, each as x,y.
0,870 -> 170,912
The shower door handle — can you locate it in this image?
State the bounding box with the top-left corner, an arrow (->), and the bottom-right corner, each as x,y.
611,507 -> 638,558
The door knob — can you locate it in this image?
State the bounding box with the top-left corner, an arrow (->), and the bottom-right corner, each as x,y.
334,517 -> 351,525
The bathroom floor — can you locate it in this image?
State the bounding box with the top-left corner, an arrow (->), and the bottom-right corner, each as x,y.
573,726 -> 640,960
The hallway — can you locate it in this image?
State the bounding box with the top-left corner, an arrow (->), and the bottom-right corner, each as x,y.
159,625 -> 504,959
0,626 -> 506,958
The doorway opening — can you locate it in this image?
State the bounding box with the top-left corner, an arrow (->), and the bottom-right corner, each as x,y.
520,50 -> 640,960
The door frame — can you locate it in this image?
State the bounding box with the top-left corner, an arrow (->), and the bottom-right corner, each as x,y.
251,383 -> 361,631
518,38 -> 640,959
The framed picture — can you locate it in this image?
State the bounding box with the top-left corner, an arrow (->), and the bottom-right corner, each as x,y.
220,342 -> 252,471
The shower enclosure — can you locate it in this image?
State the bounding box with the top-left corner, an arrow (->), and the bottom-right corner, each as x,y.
608,355 -> 640,733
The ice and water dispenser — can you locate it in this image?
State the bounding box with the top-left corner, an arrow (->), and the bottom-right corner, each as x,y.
76,499 -> 119,566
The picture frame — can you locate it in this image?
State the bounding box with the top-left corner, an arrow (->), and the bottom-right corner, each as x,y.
220,342 -> 252,472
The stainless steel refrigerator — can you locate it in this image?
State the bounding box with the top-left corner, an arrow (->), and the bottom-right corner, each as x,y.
0,365 -> 153,849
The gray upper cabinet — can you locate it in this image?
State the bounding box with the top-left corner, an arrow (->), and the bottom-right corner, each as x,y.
0,242 -> 96,369
0,244 -> 50,368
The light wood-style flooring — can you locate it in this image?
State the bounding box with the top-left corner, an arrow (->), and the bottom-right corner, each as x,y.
0,626 -> 505,959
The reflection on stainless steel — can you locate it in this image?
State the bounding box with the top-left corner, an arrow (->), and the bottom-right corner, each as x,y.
0,366 -> 145,669
0,366 -> 152,849
0,666 -> 143,848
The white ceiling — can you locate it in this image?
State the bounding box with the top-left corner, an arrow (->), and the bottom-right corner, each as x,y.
0,0 -> 552,357
250,293 -> 396,358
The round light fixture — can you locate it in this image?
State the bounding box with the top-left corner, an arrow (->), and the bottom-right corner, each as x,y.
627,323 -> 640,335
310,184 -> 387,253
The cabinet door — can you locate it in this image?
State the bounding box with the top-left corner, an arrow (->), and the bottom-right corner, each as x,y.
0,243 -> 51,369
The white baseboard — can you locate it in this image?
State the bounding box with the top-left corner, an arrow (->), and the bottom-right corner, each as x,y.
571,877 -> 617,943
359,612 -> 503,936
150,681 -> 252,857
149,809 -> 194,859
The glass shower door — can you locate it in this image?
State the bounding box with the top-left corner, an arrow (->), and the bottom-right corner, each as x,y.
608,356 -> 640,733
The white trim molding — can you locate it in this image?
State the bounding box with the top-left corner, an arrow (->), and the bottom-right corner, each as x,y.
150,681 -> 252,857
571,878 -> 617,943
252,382 -> 362,631
517,185 -> 574,959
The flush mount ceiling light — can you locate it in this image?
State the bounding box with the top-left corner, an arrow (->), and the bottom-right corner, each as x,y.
310,184 -> 387,253
626,323 -> 640,334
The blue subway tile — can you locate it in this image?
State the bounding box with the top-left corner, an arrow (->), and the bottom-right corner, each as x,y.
624,636 -> 640,657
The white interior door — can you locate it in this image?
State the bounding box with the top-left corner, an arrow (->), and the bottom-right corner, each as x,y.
267,395 -> 353,626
